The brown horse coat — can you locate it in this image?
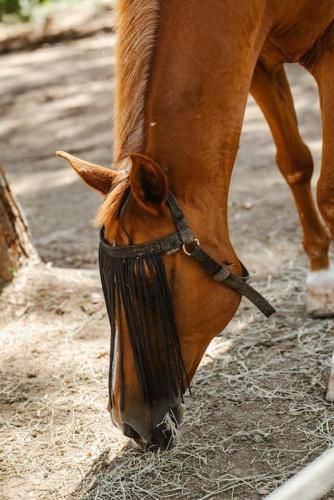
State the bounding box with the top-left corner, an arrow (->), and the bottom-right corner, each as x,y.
59,1 -> 334,447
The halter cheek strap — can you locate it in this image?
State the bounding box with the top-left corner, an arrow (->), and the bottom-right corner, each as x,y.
166,193 -> 275,318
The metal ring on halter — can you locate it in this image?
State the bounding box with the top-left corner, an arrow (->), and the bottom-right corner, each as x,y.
182,239 -> 200,256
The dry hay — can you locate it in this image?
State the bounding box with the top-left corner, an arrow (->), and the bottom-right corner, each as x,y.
1,261 -> 334,499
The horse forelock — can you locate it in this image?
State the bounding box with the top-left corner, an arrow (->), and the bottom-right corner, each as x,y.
114,0 -> 161,163
95,174 -> 130,227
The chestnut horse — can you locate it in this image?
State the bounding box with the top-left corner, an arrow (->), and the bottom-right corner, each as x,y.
58,1 -> 334,449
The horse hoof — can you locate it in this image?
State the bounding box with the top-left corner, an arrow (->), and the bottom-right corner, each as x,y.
306,266 -> 334,319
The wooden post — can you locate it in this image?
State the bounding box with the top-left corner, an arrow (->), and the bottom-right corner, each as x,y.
0,165 -> 38,284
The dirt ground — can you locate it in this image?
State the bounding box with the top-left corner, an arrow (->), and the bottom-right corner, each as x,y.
1,10 -> 334,500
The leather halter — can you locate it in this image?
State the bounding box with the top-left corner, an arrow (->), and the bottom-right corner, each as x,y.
100,191 -> 275,317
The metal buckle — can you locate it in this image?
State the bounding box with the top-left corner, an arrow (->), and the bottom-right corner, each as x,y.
166,247 -> 180,256
182,239 -> 200,256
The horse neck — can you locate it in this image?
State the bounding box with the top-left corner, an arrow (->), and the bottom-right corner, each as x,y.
139,1 -> 266,236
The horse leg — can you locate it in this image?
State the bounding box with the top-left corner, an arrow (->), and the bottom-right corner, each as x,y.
250,62 -> 331,318
306,28 -> 334,400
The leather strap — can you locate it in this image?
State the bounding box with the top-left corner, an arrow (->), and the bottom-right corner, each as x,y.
185,243 -> 275,318
100,229 -> 183,258
167,192 -> 196,244
167,193 -> 275,318
100,191 -> 275,318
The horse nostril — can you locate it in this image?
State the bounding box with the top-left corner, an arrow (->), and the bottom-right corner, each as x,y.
123,423 -> 141,441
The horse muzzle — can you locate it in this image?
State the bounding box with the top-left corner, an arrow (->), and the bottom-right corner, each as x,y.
109,401 -> 184,451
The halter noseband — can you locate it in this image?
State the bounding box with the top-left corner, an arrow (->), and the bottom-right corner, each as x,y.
100,191 -> 275,318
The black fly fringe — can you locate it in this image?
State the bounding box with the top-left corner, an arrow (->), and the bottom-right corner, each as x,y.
99,245 -> 189,410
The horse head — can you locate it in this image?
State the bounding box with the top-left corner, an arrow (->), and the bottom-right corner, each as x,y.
58,151 -> 243,450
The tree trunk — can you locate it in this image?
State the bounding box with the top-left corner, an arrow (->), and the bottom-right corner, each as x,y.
0,165 -> 38,284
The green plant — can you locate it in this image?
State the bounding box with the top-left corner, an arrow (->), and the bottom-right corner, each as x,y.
0,0 -> 49,21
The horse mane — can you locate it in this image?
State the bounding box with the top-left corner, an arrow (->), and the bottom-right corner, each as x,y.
97,1 -> 160,226
114,0 -> 161,163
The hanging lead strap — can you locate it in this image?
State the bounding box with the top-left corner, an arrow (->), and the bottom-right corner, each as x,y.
167,193 -> 275,318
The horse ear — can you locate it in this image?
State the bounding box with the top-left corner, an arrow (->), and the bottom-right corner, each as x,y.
129,154 -> 168,214
56,151 -> 118,195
